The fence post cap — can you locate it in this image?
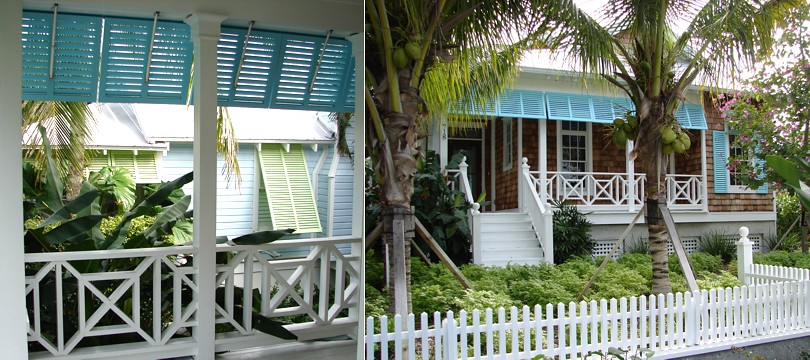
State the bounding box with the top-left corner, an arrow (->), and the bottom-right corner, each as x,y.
739,226 -> 749,238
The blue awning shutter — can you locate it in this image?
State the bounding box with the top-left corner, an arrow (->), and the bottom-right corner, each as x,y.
98,18 -> 193,104
21,11 -> 356,112
712,130 -> 728,194
545,93 -> 627,123
216,27 -> 280,107
22,11 -> 102,102
675,104 -> 708,130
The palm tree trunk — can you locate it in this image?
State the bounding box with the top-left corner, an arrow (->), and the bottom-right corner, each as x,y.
639,100 -> 672,295
64,161 -> 84,201
383,206 -> 413,316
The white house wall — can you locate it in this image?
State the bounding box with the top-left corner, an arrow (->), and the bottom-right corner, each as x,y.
159,143 -> 255,238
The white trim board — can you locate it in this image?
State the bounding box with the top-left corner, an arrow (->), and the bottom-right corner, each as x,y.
585,211 -> 776,225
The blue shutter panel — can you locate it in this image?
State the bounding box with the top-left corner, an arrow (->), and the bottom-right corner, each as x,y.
713,131 -> 728,194
22,11 -> 102,102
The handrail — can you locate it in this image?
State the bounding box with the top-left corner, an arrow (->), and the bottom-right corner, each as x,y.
520,158 -> 554,263
445,157 -> 482,262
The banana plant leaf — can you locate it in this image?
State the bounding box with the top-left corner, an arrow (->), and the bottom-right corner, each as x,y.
26,214 -> 105,247
125,195 -> 191,249
41,186 -> 100,227
215,287 -> 297,340
231,229 -> 295,245
101,172 -> 193,250
767,155 -> 810,209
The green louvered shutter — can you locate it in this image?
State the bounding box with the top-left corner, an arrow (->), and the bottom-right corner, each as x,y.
258,144 -> 321,233
712,131 -> 728,194
85,151 -> 160,183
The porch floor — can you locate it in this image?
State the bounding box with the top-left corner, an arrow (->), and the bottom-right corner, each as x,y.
170,339 -> 357,360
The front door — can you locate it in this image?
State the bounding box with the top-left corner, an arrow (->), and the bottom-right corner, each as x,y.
448,134 -> 483,198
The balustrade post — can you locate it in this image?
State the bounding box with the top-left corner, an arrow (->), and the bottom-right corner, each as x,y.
472,203 -> 482,263
459,156 -> 469,197
737,227 -> 753,285
627,140 -> 636,212
520,158 -> 530,212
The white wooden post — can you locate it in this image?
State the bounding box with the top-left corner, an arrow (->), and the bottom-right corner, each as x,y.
543,212 -> 554,264
627,140 -> 636,212
459,156 -> 469,191
737,226 -> 753,285
472,203 -> 482,263
519,158 -> 530,212
539,120 -> 548,205
0,1 -> 28,358
348,33 -> 364,350
186,13 -> 225,360
700,130 -> 709,212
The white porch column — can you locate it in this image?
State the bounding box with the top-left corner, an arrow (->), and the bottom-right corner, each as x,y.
539,120 -> 548,205
348,33 -> 364,353
186,13 -> 225,360
0,1 -> 28,358
429,116 -> 448,169
700,129 -> 709,212
627,140 -> 636,213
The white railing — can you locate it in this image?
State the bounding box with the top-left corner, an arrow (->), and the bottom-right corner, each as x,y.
541,171 -> 645,209
25,236 -> 361,358
25,246 -> 199,357
214,236 -> 361,343
366,228 -> 810,360
445,157 -> 483,263
666,175 -> 704,209
520,158 -> 553,264
531,171 -> 704,211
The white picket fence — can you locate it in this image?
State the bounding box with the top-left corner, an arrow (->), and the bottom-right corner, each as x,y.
366,231 -> 810,359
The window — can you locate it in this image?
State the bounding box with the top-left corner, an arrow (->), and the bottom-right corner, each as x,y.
557,121 -> 591,178
727,133 -> 754,191
503,119 -> 513,170
712,130 -> 767,194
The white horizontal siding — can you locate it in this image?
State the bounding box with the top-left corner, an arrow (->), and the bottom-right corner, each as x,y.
159,143 -> 255,238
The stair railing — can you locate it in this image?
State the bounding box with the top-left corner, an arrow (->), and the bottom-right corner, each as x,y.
519,158 -> 554,263
446,157 -> 482,262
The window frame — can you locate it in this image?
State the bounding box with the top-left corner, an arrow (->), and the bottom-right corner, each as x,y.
502,118 -> 513,171
725,127 -> 757,194
556,120 -> 593,176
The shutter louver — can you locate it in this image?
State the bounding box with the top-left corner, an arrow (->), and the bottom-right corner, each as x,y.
85,151 -> 160,183
22,11 -> 102,102
258,144 -> 321,233
99,18 -> 193,104
713,131 -> 728,194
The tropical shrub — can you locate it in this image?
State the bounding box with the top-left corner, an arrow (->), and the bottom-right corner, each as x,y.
698,230 -> 735,263
552,202 -> 595,264
776,192 -> 801,238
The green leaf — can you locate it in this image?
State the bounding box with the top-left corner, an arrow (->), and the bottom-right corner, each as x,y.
43,215 -> 105,245
231,229 -> 295,245
101,172 -> 193,250
39,125 -> 64,211
141,195 -> 192,240
250,311 -> 298,340
41,187 -> 100,227
171,220 -> 194,244
766,155 -> 801,188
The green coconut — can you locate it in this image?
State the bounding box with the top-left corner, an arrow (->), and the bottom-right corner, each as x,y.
672,140 -> 686,154
663,143 -> 675,155
627,114 -> 638,128
679,132 -> 691,150
613,118 -> 625,127
404,42 -> 421,60
393,47 -> 408,69
661,128 -> 677,144
613,129 -> 627,148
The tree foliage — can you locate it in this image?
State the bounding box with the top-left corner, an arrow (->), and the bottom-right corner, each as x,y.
720,7 -> 810,191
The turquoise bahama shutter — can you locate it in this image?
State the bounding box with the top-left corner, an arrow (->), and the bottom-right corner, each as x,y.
713,131 -> 728,194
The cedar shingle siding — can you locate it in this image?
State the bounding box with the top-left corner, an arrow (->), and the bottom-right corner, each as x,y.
704,95 -> 773,212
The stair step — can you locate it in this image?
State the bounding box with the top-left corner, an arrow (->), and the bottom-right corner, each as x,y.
481,233 -> 539,243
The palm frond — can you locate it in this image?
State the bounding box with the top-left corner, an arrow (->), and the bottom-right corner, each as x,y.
217,107 -> 241,189
22,101 -> 96,179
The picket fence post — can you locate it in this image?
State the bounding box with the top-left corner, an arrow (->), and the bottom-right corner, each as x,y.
737,226 -> 753,285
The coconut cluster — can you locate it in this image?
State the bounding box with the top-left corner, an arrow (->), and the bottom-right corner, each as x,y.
610,112 -> 638,149
393,40 -> 422,69
660,122 -> 691,155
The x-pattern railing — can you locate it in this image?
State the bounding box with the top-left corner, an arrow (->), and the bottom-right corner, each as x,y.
25,247 -> 198,356
530,171 -> 702,211
214,237 -> 360,338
